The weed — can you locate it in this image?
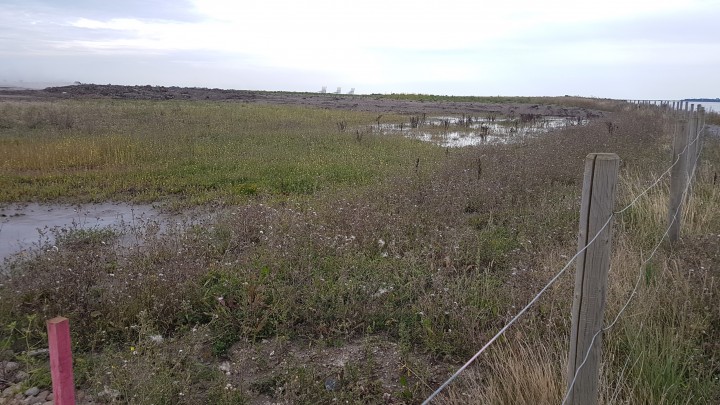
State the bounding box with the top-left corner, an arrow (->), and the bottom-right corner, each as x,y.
54,226 -> 117,248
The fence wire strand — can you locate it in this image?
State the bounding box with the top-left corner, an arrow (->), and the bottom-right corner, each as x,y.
422,113 -> 707,405
561,119 -> 706,405
421,215 -> 614,405
616,122 -> 705,215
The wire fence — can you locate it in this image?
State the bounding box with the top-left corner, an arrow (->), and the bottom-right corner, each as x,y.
562,121 -> 706,404
422,215 -> 613,404
422,103 -> 709,404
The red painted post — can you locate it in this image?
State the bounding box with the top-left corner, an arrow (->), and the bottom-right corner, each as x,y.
47,317 -> 76,405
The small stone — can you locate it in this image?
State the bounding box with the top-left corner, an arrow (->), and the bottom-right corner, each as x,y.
324,378 -> 340,391
218,361 -> 231,373
23,395 -> 45,405
2,386 -> 15,398
36,392 -> 49,402
12,371 -> 28,383
44,402 -> 53,405
26,349 -> 49,358
3,362 -> 19,373
75,390 -> 85,401
148,335 -> 163,343
23,387 -> 39,397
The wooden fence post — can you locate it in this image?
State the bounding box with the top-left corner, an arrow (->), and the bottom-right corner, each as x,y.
567,153 -> 620,405
668,118 -> 690,242
47,317 -> 76,405
697,106 -> 705,168
687,107 -> 698,176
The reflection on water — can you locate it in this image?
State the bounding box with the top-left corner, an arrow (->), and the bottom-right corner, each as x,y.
0,203 -> 160,264
381,115 -> 588,147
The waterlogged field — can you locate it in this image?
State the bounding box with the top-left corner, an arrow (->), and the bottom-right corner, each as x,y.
381,114 -> 588,147
0,98 -> 718,404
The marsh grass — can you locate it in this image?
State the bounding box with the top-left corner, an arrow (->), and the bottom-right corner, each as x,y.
0,100 -> 440,204
443,338 -> 566,404
379,94 -> 629,112
706,111 -> 720,126
0,101 -> 717,403
441,130 -> 720,404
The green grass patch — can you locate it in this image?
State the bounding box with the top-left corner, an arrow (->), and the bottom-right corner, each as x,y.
0,100 -> 442,204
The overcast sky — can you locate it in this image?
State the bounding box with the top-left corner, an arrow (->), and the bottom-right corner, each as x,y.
1,0 -> 718,98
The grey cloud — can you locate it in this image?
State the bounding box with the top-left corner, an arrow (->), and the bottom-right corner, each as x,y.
2,0 -> 200,22
0,1 -> 717,98
0,2 -> 191,56
0,50 -> 339,91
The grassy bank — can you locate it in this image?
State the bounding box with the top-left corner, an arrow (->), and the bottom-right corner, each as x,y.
0,100 -> 441,205
0,100 -> 717,404
377,94 -> 628,111
443,118 -> 720,404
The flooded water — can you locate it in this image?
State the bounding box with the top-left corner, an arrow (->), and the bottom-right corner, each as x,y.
0,203 -> 160,264
381,115 -> 587,147
698,101 -> 720,112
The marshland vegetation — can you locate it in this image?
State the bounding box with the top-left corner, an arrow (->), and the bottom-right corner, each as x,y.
0,97 -> 718,404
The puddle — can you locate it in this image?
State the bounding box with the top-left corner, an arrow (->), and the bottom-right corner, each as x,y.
380,115 -> 587,147
0,203 -> 161,264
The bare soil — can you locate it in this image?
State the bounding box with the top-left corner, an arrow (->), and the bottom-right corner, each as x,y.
226,336 -> 449,404
0,84 -> 605,118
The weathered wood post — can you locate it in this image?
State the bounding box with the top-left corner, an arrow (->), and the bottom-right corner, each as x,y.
47,317 -> 76,405
696,106 -> 706,168
668,118 -> 690,242
567,153 -> 620,405
687,106 -> 698,176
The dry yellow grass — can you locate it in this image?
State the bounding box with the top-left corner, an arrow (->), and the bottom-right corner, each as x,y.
442,339 -> 566,404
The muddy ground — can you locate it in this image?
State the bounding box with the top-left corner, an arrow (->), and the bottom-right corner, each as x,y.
0,84 -> 605,119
